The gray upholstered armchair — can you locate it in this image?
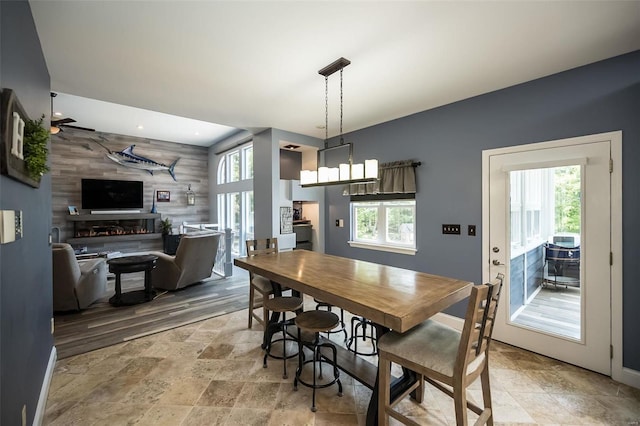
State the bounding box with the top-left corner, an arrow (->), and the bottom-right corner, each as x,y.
52,243 -> 107,311
151,232 -> 221,291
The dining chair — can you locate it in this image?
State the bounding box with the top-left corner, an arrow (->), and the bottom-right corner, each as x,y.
377,274 -> 504,426
246,238 -> 278,329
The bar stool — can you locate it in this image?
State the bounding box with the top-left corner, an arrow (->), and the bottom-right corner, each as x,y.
294,310 -> 343,412
313,298 -> 348,342
346,316 -> 378,356
262,295 -> 304,379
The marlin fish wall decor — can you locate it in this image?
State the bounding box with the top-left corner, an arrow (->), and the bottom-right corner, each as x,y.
93,140 -> 179,181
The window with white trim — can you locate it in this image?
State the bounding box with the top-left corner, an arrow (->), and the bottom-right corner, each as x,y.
349,199 -> 416,254
216,142 -> 254,256
242,146 -> 253,180
217,156 -> 226,184
217,146 -> 253,184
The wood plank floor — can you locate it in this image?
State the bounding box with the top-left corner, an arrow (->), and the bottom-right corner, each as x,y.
512,285 -> 581,339
54,268 -> 250,359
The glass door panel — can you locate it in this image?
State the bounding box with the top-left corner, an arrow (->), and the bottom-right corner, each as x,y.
509,166 -> 581,340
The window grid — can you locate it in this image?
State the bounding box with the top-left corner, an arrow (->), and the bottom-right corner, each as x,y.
351,200 -> 416,250
243,146 -> 253,180
229,151 -> 240,182
217,142 -> 254,256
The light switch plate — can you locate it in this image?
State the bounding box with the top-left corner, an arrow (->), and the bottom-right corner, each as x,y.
0,210 -> 22,244
442,224 -> 461,235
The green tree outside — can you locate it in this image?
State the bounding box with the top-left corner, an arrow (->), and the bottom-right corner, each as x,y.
355,206 -> 378,240
555,166 -> 581,234
387,206 -> 414,242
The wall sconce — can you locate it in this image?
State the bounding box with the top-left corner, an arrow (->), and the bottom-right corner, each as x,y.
186,185 -> 195,206
300,57 -> 378,188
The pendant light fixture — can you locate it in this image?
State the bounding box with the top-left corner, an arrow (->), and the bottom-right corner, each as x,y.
186,184 -> 196,206
300,57 -> 378,187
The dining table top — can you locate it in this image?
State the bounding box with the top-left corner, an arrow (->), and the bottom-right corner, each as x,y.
234,249 -> 472,333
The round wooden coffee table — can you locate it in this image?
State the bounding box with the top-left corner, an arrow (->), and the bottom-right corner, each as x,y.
107,254 -> 158,306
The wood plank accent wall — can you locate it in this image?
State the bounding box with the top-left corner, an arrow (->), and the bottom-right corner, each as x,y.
526,245 -> 544,296
510,253 -> 525,315
51,129 -> 210,253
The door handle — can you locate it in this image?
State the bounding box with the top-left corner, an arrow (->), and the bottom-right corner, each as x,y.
492,259 -> 504,266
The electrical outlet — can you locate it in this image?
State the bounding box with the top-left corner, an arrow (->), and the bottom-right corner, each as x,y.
468,225 -> 476,236
442,224 -> 461,235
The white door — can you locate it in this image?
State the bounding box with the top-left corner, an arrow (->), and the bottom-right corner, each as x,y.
484,134 -> 616,375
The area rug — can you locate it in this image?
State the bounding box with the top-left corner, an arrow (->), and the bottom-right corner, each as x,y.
54,269 -> 249,359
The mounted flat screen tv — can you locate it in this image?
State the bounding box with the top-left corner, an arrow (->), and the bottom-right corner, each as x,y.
81,178 -> 144,210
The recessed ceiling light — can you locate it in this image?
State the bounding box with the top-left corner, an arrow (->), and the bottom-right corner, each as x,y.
283,144 -> 300,150
195,131 -> 200,136
137,125 -> 144,130
53,112 -> 63,117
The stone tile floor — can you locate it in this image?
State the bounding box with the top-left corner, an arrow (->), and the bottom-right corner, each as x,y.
44,301 -> 640,425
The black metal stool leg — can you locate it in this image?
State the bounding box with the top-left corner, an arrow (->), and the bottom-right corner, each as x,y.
315,337 -> 323,380
311,339 -> 318,412
327,342 -> 343,397
282,313 -> 288,379
294,328 -> 302,391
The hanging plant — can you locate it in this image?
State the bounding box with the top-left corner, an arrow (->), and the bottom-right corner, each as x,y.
23,114 -> 50,180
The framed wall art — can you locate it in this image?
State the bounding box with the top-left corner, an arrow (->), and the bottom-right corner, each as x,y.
280,206 -> 293,234
157,190 -> 170,202
0,88 -> 41,188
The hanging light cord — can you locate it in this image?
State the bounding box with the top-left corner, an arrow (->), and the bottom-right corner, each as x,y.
324,75 -> 329,148
339,68 -> 344,145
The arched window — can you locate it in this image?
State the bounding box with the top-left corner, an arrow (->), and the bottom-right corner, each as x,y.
217,156 -> 227,185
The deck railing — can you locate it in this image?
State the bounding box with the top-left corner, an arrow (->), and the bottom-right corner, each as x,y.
213,228 -> 234,277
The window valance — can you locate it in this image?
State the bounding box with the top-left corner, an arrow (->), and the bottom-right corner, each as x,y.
344,160 -> 419,196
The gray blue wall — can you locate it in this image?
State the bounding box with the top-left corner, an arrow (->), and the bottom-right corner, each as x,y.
0,0 -> 53,424
324,50 -> 640,371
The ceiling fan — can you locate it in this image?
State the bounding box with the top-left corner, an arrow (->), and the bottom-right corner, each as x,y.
50,92 -> 95,134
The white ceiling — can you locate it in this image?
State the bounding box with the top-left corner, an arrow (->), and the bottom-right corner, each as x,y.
50,92 -> 240,146
30,1 -> 640,147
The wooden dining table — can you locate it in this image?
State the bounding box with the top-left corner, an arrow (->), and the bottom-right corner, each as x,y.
234,249 -> 472,425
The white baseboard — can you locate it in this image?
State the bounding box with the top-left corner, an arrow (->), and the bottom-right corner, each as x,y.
432,312 -> 464,331
617,366 -> 640,390
34,346 -> 57,426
